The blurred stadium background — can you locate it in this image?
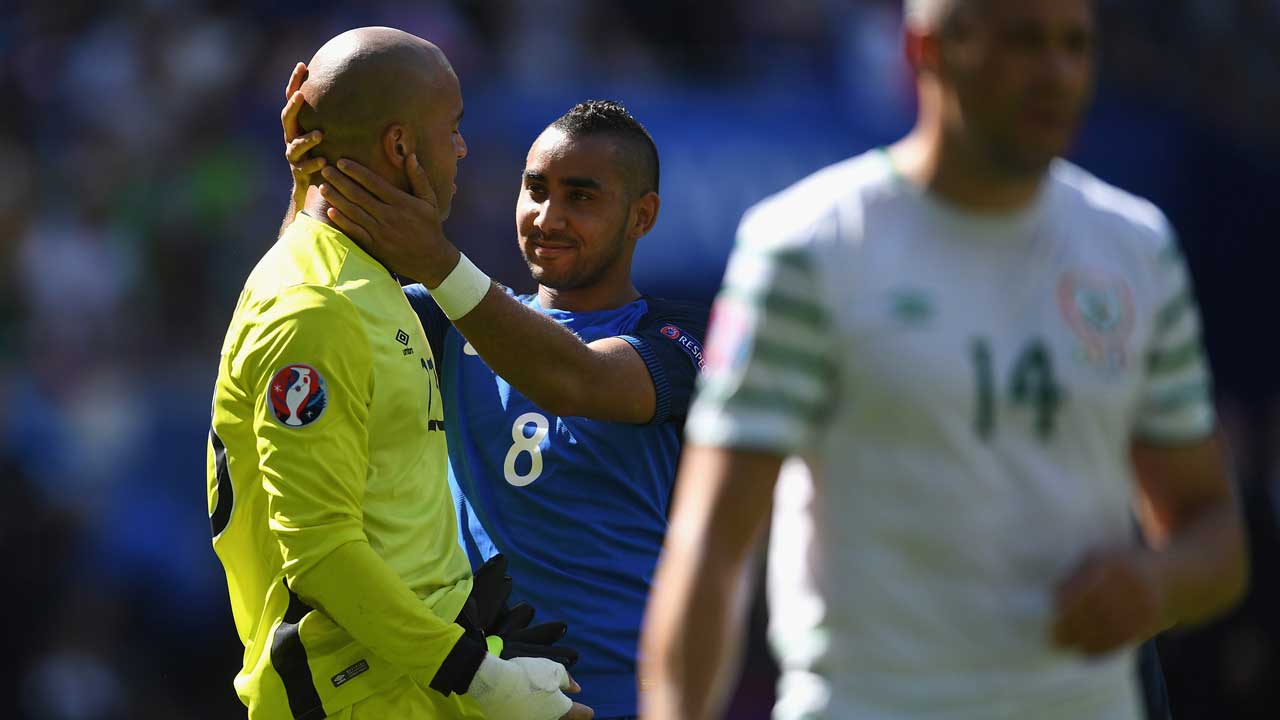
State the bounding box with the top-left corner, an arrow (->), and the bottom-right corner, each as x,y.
2,1 -> 1278,717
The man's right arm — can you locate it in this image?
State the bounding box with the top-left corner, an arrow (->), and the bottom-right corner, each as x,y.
640,445 -> 781,720
641,208 -> 838,718
1050,229 -> 1247,656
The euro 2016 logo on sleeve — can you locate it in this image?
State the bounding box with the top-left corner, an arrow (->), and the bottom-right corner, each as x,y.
268,364 -> 328,427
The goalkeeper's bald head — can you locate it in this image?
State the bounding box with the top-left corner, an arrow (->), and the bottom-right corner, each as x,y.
294,26 -> 464,214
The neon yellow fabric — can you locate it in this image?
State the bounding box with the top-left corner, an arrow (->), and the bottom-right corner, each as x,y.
323,674 -> 484,720
485,636 -> 504,657
208,213 -> 474,718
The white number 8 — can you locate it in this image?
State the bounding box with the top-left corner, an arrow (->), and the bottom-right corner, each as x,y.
504,412 -> 549,486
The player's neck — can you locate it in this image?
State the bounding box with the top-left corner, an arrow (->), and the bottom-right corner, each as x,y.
301,195 -> 341,232
891,129 -> 1045,213
537,280 -> 641,313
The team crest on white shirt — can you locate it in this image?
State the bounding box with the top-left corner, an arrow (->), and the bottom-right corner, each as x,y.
1057,269 -> 1135,372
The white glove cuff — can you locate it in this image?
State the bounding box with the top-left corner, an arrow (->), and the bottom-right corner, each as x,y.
467,655 -> 573,720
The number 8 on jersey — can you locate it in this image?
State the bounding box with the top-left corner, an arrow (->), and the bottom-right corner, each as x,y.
504,412 -> 550,486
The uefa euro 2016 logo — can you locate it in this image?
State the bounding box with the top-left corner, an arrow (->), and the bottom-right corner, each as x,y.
267,364 -> 328,427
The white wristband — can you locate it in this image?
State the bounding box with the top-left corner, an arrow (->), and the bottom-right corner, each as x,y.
432,252 -> 491,320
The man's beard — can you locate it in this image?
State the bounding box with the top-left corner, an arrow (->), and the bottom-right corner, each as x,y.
524,228 -> 627,290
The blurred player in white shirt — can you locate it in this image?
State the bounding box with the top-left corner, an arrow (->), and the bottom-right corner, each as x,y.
640,1 -> 1248,718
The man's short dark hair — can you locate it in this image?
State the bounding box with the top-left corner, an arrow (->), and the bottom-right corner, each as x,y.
550,100 -> 660,195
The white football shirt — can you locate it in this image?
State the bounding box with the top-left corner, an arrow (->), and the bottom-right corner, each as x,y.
687,150 -> 1213,720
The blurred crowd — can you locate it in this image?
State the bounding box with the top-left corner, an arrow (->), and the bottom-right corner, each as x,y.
2,1 -> 1279,718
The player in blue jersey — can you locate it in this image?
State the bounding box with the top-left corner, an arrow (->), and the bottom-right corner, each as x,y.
281,92 -> 707,719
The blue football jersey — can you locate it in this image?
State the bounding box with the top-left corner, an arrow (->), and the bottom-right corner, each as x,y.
404,285 -> 708,717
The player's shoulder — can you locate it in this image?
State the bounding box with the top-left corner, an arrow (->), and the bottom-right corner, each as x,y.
738,150 -> 892,254
227,282 -> 369,378
1048,160 -> 1175,252
639,296 -> 711,330
633,296 -> 710,373
642,296 -> 710,317
245,219 -> 383,312
280,213 -> 407,298
247,282 -> 363,334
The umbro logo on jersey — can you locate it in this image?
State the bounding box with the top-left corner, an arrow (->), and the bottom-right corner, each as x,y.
889,289 -> 934,326
396,329 -> 415,356
331,659 -> 369,687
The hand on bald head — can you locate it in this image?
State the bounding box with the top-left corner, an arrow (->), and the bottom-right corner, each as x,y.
298,27 -> 457,189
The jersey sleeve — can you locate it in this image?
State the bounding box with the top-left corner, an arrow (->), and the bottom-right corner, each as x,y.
1134,232 -> 1216,445
685,209 -> 838,454
619,300 -> 710,424
404,282 -> 451,368
243,285 -> 483,694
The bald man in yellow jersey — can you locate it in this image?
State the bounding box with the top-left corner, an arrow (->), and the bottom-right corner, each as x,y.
206,28 -> 591,720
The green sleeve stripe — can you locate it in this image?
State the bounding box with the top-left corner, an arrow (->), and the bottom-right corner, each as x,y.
1147,338 -> 1204,375
721,285 -> 828,327
1146,379 -> 1211,414
1135,424 -> 1213,447
752,337 -> 833,375
1155,292 -> 1193,334
1158,243 -> 1184,265
762,248 -> 813,273
699,385 -> 825,421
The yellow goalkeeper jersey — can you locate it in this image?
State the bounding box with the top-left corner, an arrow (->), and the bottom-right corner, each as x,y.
206,213 -> 482,719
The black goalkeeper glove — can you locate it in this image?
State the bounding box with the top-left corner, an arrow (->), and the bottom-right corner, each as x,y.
459,554 -> 580,669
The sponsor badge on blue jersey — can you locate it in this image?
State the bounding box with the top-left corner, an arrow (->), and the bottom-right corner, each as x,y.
659,324 -> 706,369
